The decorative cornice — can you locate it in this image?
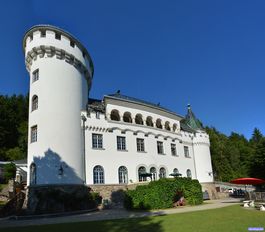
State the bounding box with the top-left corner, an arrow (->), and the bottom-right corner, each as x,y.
193,142 -> 210,146
25,45 -> 92,84
87,126 -> 107,132
182,141 -> 193,146
106,126 -> 182,142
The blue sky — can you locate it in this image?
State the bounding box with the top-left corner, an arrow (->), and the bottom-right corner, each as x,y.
0,0 -> 264,139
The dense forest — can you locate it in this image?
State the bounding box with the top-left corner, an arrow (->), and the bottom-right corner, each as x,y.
0,95 -> 264,180
0,95 -> 28,161
205,127 -> 265,181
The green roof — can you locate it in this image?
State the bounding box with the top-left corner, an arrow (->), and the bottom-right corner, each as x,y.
184,104 -> 203,130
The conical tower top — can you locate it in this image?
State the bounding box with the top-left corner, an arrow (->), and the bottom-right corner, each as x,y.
185,104 -> 203,130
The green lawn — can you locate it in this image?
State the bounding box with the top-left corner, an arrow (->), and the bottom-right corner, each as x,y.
4,205 -> 265,232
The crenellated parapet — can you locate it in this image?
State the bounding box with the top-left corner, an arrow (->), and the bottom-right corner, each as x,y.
192,131 -> 210,146
23,25 -> 94,89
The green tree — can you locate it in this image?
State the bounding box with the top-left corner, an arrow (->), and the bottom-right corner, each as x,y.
0,94 -> 28,161
17,121 -> 28,159
5,147 -> 24,161
248,127 -> 265,179
3,163 -> 16,182
205,127 -> 234,182
250,128 -> 263,146
205,127 -> 255,182
226,132 -> 254,178
250,138 -> 265,179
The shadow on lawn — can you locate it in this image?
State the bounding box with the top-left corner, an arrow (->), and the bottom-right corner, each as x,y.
3,215 -> 164,232
75,216 -> 163,232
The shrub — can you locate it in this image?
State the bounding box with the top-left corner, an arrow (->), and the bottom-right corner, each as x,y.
32,186 -> 102,214
90,192 -> 102,205
124,177 -> 203,210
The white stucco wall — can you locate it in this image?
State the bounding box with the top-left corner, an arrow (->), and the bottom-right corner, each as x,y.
193,133 -> 214,183
83,100 -> 212,185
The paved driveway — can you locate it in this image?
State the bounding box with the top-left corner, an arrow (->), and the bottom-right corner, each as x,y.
0,199 -> 241,228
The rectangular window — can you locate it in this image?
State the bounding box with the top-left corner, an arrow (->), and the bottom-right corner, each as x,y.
70,40 -> 75,47
96,112 -> 100,119
32,69 -> 39,83
40,30 -> 46,37
117,136 -> 126,151
157,141 -> 164,154
31,125 -> 37,143
184,146 -> 190,158
136,138 -> 145,152
55,32 -> 61,40
92,133 -> 103,149
171,143 -> 177,156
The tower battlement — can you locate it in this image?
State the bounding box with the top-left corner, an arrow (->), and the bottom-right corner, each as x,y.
193,131 -> 210,146
23,25 -> 93,88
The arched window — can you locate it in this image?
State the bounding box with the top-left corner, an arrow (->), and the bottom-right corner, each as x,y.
138,166 -> 146,182
32,95 -> 38,111
150,167 -> 157,181
93,165 -> 104,184
31,125 -> 38,143
187,169 -> 192,178
173,123 -> 177,132
118,166 -> 128,184
135,114 -> 143,125
156,119 -> 162,129
173,168 -> 179,174
110,110 -> 120,121
30,163 -> 36,185
123,112 -> 132,123
165,121 -> 171,131
146,116 -> 153,127
159,167 -> 166,179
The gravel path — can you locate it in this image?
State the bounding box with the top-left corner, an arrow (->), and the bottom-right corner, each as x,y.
0,198 -> 241,228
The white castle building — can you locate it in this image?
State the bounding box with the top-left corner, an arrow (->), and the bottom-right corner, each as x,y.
23,25 -> 213,189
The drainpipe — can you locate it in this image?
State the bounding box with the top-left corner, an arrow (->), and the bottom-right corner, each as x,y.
81,114 -> 87,184
191,134 -> 198,180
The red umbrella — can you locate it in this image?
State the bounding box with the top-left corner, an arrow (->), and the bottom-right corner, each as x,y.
230,177 -> 265,185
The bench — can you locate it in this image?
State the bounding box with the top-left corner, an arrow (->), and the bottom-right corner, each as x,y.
243,200 -> 255,207
257,202 -> 265,211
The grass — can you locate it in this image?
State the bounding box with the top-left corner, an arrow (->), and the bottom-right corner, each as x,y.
0,200 -> 7,210
3,205 -> 265,232
0,183 -> 7,192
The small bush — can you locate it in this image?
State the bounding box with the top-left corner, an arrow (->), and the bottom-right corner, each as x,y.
124,178 -> 203,210
91,192 -> 102,205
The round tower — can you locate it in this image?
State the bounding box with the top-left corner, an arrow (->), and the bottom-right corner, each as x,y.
184,104 -> 213,183
192,132 -> 214,183
23,25 -> 94,186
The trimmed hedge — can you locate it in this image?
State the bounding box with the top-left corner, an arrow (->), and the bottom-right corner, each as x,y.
124,178 -> 203,210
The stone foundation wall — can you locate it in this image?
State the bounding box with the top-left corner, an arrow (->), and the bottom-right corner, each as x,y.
216,192 -> 230,199
247,192 -> 265,201
25,181 -> 231,214
26,184 -> 95,215
200,182 -> 218,199
89,182 -> 149,208
89,182 -> 148,198
90,182 -> 222,204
